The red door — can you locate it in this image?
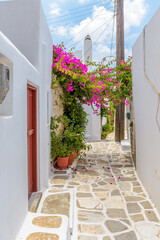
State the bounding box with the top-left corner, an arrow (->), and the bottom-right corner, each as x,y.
27,84 -> 37,199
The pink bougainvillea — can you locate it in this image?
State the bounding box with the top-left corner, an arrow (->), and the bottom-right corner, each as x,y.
51,44 -> 132,114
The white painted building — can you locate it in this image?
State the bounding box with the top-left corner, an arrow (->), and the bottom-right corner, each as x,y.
132,8 -> 160,212
0,0 -> 53,239
84,35 -> 101,141
74,36 -> 101,141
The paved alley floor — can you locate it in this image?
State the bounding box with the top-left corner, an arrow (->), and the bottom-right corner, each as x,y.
18,133 -> 160,240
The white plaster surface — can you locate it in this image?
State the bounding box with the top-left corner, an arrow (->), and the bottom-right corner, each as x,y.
16,212 -> 70,240
36,188 -> 74,230
83,35 -> 101,141
121,139 -> 131,152
132,8 -> 160,213
83,105 -> 101,141
135,222 -> 160,240
0,1 -> 52,239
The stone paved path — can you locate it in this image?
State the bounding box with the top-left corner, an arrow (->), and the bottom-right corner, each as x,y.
18,133 -> 160,240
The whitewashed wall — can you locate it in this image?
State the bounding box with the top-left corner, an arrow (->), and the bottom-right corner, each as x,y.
0,0 -> 53,190
0,0 -> 53,239
84,35 -> 101,141
132,8 -> 160,213
83,105 -> 101,141
39,3 -> 53,188
0,32 -> 39,240
0,0 -> 40,69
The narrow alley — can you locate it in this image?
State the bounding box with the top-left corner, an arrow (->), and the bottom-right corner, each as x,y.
17,133 -> 160,240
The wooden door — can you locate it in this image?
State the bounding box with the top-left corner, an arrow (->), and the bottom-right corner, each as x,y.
27,84 -> 37,199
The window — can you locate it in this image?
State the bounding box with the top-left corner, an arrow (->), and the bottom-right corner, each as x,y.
0,53 -> 13,117
0,64 -> 10,104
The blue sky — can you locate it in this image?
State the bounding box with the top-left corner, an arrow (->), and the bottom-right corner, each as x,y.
41,0 -> 160,62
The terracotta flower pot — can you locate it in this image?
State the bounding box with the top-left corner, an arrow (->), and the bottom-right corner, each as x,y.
57,156 -> 69,169
68,152 -> 75,166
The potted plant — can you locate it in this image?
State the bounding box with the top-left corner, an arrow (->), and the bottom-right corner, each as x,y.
56,142 -> 72,169
101,131 -> 107,139
50,116 -> 72,169
51,132 -> 73,169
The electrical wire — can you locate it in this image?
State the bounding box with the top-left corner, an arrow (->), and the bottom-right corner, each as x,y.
46,0 -> 111,17
81,14 -> 115,60
47,4 -> 114,21
49,14 -> 112,27
66,15 -> 115,49
47,6 -> 115,24
64,0 -> 114,46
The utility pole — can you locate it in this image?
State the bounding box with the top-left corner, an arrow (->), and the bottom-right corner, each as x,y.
115,0 -> 125,142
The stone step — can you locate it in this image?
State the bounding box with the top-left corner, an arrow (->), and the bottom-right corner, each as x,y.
16,212 -> 70,240
28,192 -> 42,213
36,188 -> 74,232
121,139 -> 131,152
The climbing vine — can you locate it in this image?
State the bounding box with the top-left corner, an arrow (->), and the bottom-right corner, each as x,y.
50,44 -> 132,160
51,44 -> 132,115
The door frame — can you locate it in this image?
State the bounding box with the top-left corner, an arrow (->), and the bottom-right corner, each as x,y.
27,84 -> 37,198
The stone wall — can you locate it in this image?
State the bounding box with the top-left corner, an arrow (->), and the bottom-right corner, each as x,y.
52,78 -> 64,133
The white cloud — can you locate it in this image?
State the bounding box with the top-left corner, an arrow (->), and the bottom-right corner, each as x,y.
49,0 -> 147,61
78,0 -> 91,3
69,6 -> 114,44
124,0 -> 147,31
56,26 -> 69,36
93,43 -> 113,62
49,2 -> 61,16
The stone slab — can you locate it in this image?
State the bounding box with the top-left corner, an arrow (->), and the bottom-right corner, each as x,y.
79,224 -> 105,234
124,196 -> 144,202
103,237 -> 111,240
106,209 -> 127,218
76,193 -> 93,198
77,185 -> 90,192
32,216 -> 62,228
103,197 -> 124,208
94,192 -> 108,198
140,201 -> 152,209
26,233 -> 59,240
41,193 -> 70,217
127,203 -> 141,214
78,236 -> 98,240
133,187 -> 143,193
78,210 -> 105,223
130,214 -> 144,222
114,231 -> 137,240
111,189 -> 121,196
50,180 -> 66,185
145,210 -> 159,222
48,189 -> 68,193
105,220 -> 127,233
53,176 -> 69,180
28,192 -> 42,213
117,177 -> 137,182
98,181 -> 108,186
50,185 -> 64,188
118,182 -> 131,191
77,198 -> 103,210
69,182 -> 80,186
